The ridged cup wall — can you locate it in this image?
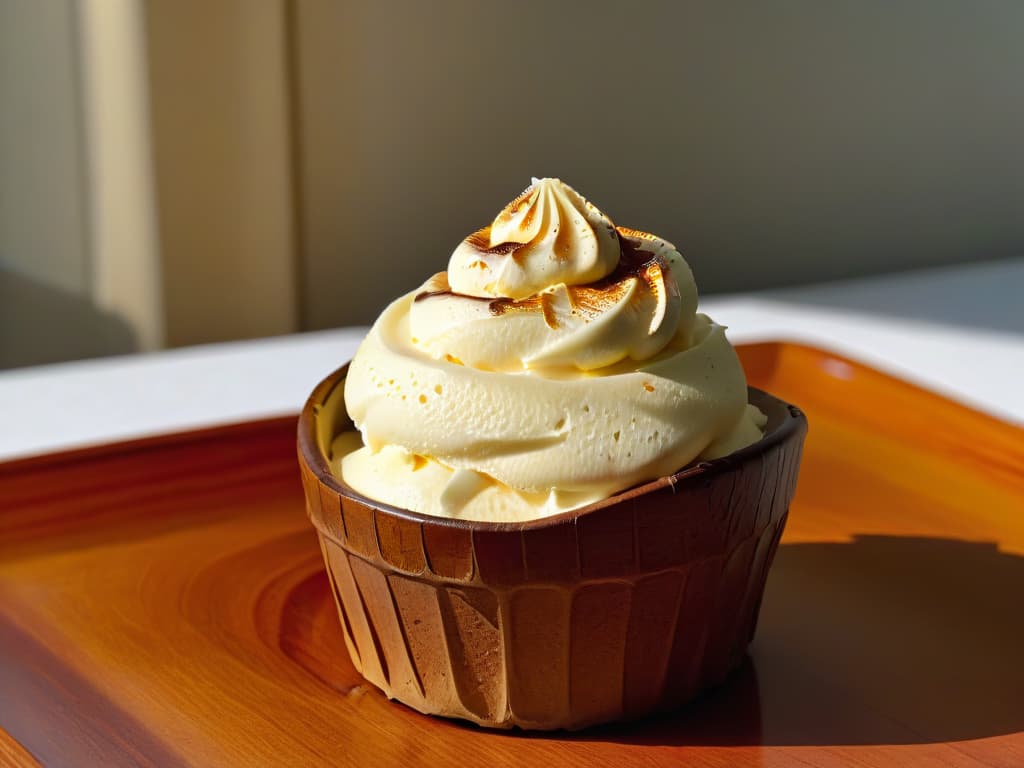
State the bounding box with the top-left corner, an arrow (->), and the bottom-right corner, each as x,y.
298,365 -> 806,730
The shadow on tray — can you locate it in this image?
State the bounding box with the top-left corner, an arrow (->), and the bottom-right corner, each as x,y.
546,534 -> 1024,747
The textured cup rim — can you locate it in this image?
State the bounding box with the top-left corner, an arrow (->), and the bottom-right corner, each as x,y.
297,362 -> 806,534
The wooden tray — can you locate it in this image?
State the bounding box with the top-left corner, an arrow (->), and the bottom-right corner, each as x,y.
1,342 -> 1021,767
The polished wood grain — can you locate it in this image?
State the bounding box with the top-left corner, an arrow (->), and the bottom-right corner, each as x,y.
0,730 -> 41,768
1,342 -> 1022,766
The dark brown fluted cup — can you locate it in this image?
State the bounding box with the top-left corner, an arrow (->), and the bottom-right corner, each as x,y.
297,364 -> 806,730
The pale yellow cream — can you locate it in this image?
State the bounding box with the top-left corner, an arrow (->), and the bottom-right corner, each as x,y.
448,177 -> 621,299
335,178 -> 765,522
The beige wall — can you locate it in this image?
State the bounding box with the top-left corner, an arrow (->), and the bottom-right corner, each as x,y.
146,0 -> 297,348
293,0 -> 1024,330
80,0 -> 163,351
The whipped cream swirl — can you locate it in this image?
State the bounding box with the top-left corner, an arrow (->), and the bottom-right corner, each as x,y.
338,178 -> 765,522
448,178 -> 620,299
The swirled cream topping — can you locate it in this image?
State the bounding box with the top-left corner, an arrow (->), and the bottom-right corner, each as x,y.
335,178 -> 765,522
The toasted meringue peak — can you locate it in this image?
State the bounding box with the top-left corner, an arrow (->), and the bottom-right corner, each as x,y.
447,178 -> 621,299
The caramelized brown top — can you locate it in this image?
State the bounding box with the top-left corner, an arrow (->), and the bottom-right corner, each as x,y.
464,226 -> 529,257
486,229 -> 662,327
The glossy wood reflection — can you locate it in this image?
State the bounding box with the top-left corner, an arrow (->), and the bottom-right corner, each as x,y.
1,342 -> 1022,766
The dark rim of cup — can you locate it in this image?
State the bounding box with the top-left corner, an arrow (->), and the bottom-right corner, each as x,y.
297,363 -> 806,533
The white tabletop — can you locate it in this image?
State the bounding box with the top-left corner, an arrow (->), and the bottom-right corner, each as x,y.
1,258 -> 1021,462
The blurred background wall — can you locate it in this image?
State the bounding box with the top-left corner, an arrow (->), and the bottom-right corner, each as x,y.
2,0 -> 1023,367
0,0 -> 118,367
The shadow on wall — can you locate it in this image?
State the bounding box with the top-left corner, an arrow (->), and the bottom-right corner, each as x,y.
534,535 -> 1024,747
0,269 -> 137,369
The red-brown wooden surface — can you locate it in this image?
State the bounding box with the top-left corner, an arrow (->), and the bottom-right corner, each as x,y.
1,342 -> 1022,767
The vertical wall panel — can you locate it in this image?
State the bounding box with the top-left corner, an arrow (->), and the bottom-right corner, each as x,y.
146,0 -> 298,347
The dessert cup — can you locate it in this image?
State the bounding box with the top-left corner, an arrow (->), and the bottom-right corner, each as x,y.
297,363 -> 806,730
